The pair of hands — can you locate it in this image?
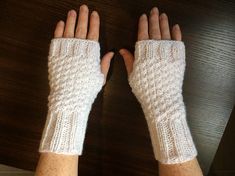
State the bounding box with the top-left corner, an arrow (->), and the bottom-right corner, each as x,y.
54,4 -> 182,82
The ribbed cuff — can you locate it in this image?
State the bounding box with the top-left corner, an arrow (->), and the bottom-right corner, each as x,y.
49,38 -> 100,58
147,114 -> 197,164
135,40 -> 185,61
39,109 -> 90,155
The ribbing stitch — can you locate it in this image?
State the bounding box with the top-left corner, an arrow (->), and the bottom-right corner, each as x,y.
39,38 -> 104,155
129,40 -> 197,164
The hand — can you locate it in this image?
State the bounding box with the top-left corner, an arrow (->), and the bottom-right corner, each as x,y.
54,4 -> 114,84
39,5 -> 114,155
120,7 -> 197,164
119,7 -> 182,75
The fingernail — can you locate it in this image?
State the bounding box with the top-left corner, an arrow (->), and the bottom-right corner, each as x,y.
141,13 -> 147,18
151,7 -> 158,14
80,4 -> 88,10
160,13 -> 167,19
109,48 -> 117,54
174,24 -> 180,29
110,52 -> 115,57
108,50 -> 115,57
68,10 -> 76,16
91,11 -> 98,16
119,49 -> 124,55
58,20 -> 64,25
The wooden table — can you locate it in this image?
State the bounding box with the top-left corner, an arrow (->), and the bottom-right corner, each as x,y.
0,0 -> 234,175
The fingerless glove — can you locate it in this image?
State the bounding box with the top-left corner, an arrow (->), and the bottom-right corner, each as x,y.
129,40 -> 197,164
39,38 -> 104,155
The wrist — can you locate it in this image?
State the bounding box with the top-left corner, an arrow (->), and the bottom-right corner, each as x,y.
39,38 -> 103,155
129,39 -> 197,164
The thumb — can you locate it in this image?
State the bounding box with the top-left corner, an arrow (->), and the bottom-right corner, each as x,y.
101,51 -> 115,84
119,48 -> 134,76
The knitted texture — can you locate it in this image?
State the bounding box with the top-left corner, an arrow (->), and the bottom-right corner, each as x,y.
129,40 -> 197,164
39,38 -> 104,155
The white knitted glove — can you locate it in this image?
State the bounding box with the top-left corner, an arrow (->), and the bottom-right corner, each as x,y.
39,38 -> 104,155
129,40 -> 197,164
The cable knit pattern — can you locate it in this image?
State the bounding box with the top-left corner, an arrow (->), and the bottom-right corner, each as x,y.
39,38 -> 104,155
129,40 -> 197,164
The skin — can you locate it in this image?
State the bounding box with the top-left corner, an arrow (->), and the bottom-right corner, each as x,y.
35,5 -> 113,176
119,7 -> 203,176
36,5 -> 203,176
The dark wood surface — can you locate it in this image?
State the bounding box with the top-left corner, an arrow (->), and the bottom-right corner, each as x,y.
208,106 -> 235,176
0,0 -> 235,175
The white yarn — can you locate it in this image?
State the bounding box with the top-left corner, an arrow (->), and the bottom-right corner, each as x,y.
39,38 -> 104,155
129,40 -> 197,164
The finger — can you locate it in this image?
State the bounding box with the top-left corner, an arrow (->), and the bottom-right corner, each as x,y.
138,14 -> 149,41
172,24 -> 182,41
75,5 -> 89,39
101,52 -> 115,82
149,7 -> 161,40
87,11 -> 100,41
64,10 -> 77,38
54,20 -> 65,38
119,49 -> 134,76
159,13 -> 171,40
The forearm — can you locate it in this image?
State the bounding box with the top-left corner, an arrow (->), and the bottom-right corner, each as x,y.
35,153 -> 78,176
159,158 -> 203,176
35,5 -> 114,176
128,39 -> 203,174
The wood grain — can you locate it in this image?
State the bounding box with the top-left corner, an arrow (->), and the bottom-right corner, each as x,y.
0,0 -> 234,175
208,107 -> 235,176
